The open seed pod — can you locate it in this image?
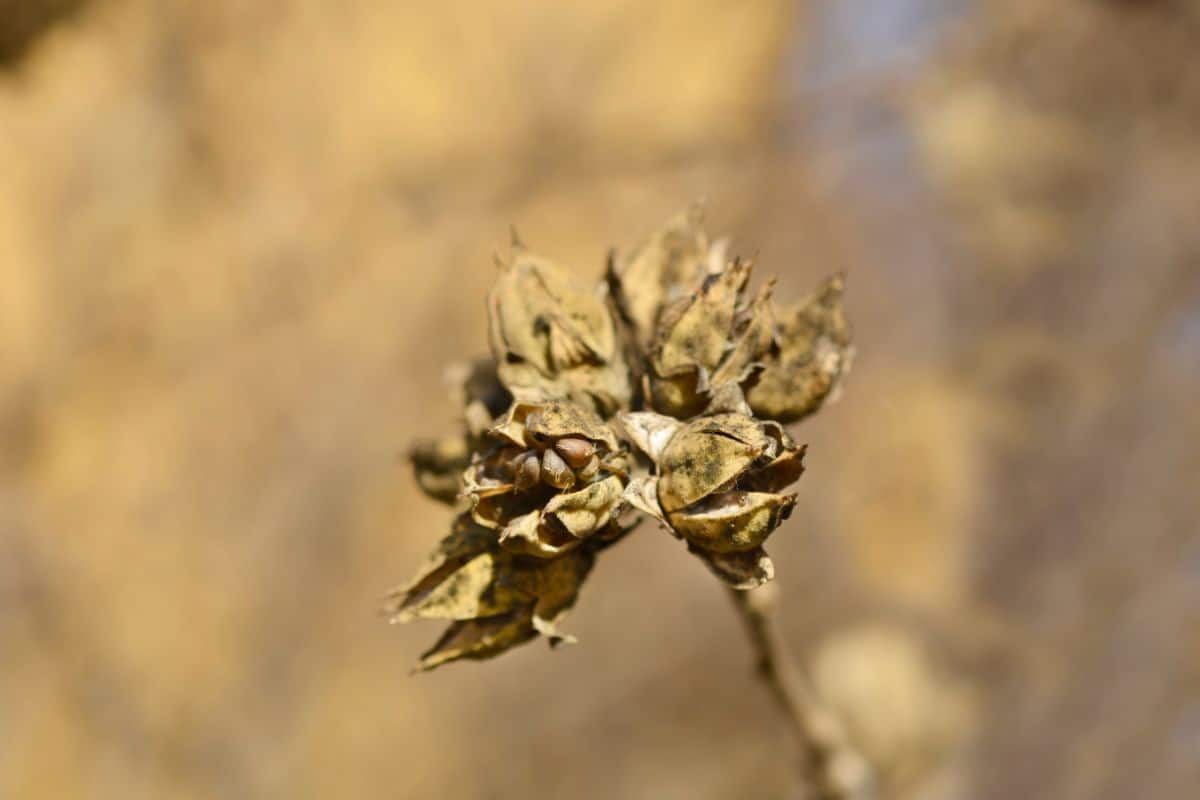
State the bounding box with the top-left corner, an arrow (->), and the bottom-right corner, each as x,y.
745,273 -> 854,424
488,247 -> 631,417
463,400 -> 629,558
619,408 -> 805,589
385,514 -> 594,671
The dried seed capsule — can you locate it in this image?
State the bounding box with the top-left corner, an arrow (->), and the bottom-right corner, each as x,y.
554,437 -> 596,469
541,448 -> 576,490
515,453 -> 541,491
576,454 -> 601,482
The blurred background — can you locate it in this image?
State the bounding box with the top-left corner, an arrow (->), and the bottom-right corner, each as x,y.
1,1 -> 1198,798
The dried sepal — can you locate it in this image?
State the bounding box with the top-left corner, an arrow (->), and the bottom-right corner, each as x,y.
386,515 -> 496,619
710,280 -> 778,386
497,475 -> 626,558
387,514 -> 595,671
544,475 -> 624,538
690,545 -> 775,590
667,491 -> 797,553
490,400 -> 620,454
416,614 -> 539,672
745,273 -> 854,424
615,411 -> 682,464
488,250 -> 631,416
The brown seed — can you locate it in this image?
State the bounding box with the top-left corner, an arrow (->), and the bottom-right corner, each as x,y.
554,437 -> 596,469
576,454 -> 601,482
541,448 -> 576,490
515,453 -> 541,490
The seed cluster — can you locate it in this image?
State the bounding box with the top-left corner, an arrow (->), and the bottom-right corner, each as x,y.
387,207 -> 853,671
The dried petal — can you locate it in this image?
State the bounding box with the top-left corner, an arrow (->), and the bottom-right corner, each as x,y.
498,510 -> 579,558
492,400 -> 619,453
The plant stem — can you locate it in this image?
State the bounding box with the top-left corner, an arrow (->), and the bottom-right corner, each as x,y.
726,584 -> 876,800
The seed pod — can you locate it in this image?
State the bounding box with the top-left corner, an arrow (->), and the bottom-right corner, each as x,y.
488,250 -> 631,415
541,448 -> 576,490
607,205 -> 720,353
554,437 -> 596,469
745,274 -> 853,424
618,409 -> 806,588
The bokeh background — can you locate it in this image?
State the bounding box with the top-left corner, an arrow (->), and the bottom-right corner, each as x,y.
2,1 -> 1198,798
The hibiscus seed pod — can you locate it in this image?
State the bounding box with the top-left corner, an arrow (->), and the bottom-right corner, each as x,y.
554,437 -> 596,469
541,448 -> 576,490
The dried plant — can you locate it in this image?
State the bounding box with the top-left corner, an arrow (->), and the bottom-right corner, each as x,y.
387,207 -> 870,799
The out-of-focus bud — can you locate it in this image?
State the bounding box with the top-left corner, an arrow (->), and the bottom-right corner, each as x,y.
745,274 -> 854,424
618,409 -> 805,588
410,358 -> 512,505
410,436 -> 471,505
385,514 -> 594,671
488,249 -> 631,416
463,400 -> 629,558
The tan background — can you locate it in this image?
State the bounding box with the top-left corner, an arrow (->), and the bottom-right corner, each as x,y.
2,1 -> 1198,798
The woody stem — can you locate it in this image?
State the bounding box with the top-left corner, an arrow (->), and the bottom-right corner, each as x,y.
725,584 -> 875,800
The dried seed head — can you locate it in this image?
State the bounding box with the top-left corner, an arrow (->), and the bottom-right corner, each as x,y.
541,448 -> 576,490
554,437 -> 596,469
394,207 -> 854,665
488,252 -> 631,415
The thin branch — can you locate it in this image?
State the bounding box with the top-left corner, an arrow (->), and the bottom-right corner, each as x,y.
727,584 -> 876,800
